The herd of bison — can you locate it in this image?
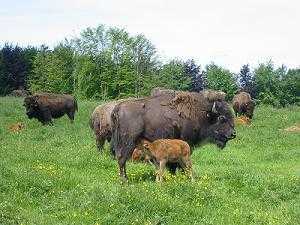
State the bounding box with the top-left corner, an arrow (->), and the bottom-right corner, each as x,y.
22,88 -> 255,182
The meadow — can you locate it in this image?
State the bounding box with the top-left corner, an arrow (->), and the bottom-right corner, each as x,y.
0,96 -> 299,225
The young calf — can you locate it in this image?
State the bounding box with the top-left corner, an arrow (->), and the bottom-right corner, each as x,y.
140,139 -> 193,182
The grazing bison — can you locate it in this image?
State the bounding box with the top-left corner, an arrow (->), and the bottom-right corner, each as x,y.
232,92 -> 255,119
24,93 -> 77,125
90,98 -> 134,152
111,91 -> 236,181
140,139 -> 193,182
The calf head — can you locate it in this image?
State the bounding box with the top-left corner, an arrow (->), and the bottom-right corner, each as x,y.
208,101 -> 236,149
23,96 -> 39,119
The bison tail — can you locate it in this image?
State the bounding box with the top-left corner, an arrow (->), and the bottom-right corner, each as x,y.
74,98 -> 78,112
111,107 -> 137,160
89,116 -> 94,130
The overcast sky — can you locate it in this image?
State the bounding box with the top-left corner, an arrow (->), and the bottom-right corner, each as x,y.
1,0 -> 299,72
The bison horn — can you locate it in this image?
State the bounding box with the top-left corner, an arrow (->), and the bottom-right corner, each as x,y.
212,102 -> 218,114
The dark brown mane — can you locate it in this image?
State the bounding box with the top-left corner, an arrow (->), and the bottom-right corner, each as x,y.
168,92 -> 211,120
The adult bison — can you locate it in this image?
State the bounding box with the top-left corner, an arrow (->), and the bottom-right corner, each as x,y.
23,92 -> 77,125
90,98 -> 134,152
232,91 -> 255,119
111,91 -> 236,180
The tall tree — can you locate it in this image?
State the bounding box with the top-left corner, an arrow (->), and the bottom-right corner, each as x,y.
238,64 -> 256,97
184,59 -> 204,92
0,44 -> 28,95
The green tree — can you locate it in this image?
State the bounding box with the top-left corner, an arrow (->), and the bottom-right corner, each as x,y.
30,44 -> 74,94
157,59 -> 191,91
205,63 -> 238,100
68,25 -> 159,99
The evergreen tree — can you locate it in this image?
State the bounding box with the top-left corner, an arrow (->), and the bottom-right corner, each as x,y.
184,59 -> 204,92
238,64 -> 256,97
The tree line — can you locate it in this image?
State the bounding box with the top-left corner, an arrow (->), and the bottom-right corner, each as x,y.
0,24 -> 299,107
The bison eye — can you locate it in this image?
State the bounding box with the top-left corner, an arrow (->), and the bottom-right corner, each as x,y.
218,115 -> 227,123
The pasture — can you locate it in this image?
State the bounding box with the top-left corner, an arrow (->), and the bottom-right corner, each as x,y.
0,96 -> 299,225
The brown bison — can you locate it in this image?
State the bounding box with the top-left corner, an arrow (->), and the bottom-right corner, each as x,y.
232,92 -> 255,119
90,98 -> 134,152
111,91 -> 236,181
23,93 -> 77,125
140,139 -> 193,182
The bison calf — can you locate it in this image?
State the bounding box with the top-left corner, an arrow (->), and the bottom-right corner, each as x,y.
24,92 -> 77,125
140,139 -> 193,182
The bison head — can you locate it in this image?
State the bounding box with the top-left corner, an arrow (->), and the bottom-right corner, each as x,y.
208,101 -> 236,149
23,96 -> 39,119
243,101 -> 255,119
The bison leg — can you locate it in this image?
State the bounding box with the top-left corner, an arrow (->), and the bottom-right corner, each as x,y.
67,110 -> 75,123
41,108 -> 53,125
96,136 -> 105,152
117,154 -> 128,182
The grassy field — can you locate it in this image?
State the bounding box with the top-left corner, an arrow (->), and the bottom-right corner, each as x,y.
0,96 -> 299,225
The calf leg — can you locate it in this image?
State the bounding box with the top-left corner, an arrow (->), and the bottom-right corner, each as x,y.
186,159 -> 194,181
157,160 -> 167,182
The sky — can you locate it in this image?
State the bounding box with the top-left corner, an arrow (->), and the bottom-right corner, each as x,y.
1,0 -> 299,72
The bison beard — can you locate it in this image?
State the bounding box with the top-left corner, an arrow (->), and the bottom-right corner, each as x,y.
111,91 -> 236,181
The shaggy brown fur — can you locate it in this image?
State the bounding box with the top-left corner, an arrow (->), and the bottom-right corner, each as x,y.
90,98 -> 135,152
140,139 -> 193,182
24,92 -> 77,125
111,91 -> 236,181
232,92 -> 255,119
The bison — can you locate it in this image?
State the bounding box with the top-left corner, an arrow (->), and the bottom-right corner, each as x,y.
232,91 -> 255,119
111,90 -> 236,181
140,139 -> 193,182
23,92 -> 77,125
90,98 -> 134,152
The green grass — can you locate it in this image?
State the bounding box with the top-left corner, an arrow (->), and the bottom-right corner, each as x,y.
0,96 -> 299,225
